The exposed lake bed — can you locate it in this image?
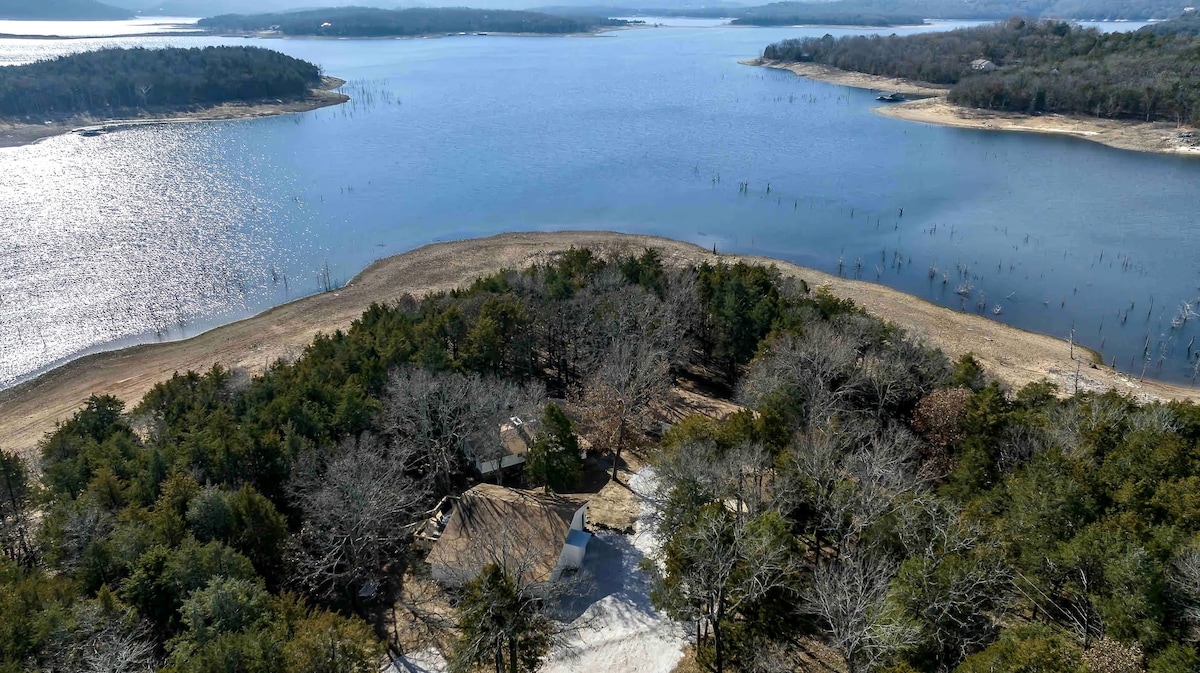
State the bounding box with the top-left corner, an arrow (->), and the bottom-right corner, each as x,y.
0,19 -> 1197,393
747,58 -> 1200,156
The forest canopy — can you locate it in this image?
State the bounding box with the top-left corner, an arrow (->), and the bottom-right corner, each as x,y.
539,0 -> 1192,21
0,46 -> 322,120
730,3 -> 927,27
763,19 -> 1200,124
197,7 -> 630,37
1140,10 -> 1200,34
2,246 -> 1200,672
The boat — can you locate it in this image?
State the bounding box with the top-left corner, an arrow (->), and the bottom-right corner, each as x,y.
876,92 -> 907,102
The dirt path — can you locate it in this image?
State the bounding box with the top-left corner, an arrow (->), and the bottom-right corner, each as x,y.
0,77 -> 349,149
1,231 -> 1195,458
745,59 -> 1200,156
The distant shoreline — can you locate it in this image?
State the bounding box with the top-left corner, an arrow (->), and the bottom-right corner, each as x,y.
1,231 -> 1195,460
744,58 -> 1200,156
209,24 -> 643,41
0,76 -> 349,149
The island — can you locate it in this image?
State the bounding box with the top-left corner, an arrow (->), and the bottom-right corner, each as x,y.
748,18 -> 1200,155
196,7 -> 633,38
0,46 -> 348,148
0,0 -> 132,20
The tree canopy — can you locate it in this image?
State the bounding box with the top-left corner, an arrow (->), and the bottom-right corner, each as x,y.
197,7 -> 630,37
5,245 -> 1200,672
764,18 -> 1200,124
0,46 -> 322,121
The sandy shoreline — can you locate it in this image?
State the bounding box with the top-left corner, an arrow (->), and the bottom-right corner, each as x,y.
0,76 -> 349,149
742,58 -> 948,97
1,231 -> 1195,460
745,59 -> 1200,156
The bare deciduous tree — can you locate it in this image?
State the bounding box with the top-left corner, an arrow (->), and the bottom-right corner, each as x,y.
649,440 -> 799,673
892,497 -> 1012,670
289,434 -> 429,609
1170,543 -> 1200,640
579,334 -> 671,483
382,368 -> 544,492
806,552 -> 917,673
783,423 -> 924,560
48,602 -> 158,673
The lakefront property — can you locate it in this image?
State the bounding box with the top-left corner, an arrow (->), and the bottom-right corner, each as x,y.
2,5 -> 1200,673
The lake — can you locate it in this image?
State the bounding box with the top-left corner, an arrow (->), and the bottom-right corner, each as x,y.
0,19 -> 1197,389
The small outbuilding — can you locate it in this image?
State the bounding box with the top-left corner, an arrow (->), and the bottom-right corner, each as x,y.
426,484 -> 590,588
971,58 -> 998,73
473,416 -> 539,476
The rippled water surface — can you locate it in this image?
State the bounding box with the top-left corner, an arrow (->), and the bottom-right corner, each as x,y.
0,20 -> 1197,388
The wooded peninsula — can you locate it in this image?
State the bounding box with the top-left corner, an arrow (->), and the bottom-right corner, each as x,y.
763,19 -> 1200,125
197,8 -> 631,38
0,46 -> 347,148
0,47 -> 322,119
2,232 -> 1200,673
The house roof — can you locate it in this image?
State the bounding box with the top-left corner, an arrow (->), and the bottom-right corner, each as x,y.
499,419 -> 537,459
427,484 -> 585,585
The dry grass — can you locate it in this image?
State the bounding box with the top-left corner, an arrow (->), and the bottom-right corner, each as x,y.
2,231 -> 1196,460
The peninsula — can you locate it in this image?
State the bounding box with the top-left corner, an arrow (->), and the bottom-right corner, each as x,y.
1,231 -> 1194,461
0,46 -> 348,148
749,19 -> 1200,155
197,7 -> 632,38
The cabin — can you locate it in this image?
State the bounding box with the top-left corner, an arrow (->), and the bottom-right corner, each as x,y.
472,402 -> 588,477
425,484 -> 590,588
473,416 -> 539,476
971,58 -> 998,73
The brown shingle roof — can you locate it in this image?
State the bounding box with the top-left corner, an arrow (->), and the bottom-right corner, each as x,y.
427,484 -> 584,585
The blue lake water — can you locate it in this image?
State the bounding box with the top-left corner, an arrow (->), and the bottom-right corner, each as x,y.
0,20 -> 1197,389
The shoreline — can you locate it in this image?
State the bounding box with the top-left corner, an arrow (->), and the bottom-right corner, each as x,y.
1,231 -> 1195,460
213,24 -> 644,41
745,58 -> 1200,156
0,76 -> 349,149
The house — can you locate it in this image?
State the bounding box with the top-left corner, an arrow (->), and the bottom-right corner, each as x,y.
473,416 -> 538,476
472,403 -> 589,477
971,58 -> 998,73
426,484 -> 590,587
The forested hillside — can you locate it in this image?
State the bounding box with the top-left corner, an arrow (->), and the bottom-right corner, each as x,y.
0,0 -> 132,20
0,47 -> 321,120
764,19 -> 1200,124
2,246 -> 1199,672
730,3 -> 927,27
197,7 -> 629,37
1141,10 -> 1200,34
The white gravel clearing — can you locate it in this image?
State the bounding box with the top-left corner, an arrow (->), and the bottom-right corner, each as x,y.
541,468 -> 690,673
392,468 -> 690,673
